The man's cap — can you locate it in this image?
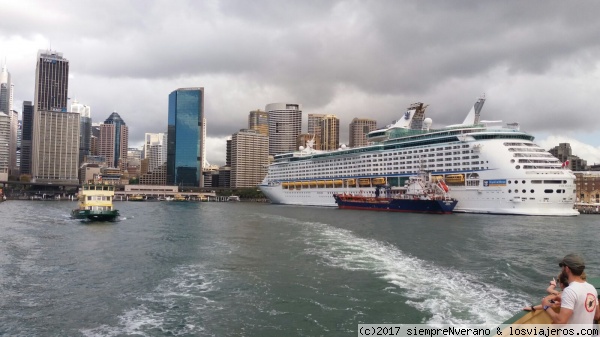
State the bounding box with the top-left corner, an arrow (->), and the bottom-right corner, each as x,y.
559,253 -> 585,271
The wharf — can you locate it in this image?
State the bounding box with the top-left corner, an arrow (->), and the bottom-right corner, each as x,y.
575,203 -> 600,214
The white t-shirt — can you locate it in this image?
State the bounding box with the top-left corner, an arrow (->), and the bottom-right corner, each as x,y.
560,281 -> 598,325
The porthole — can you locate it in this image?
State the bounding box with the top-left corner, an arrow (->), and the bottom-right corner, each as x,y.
522,189 -> 526,193
515,180 -> 518,184
530,189 -> 534,193
508,181 -> 512,184
511,159 -> 515,163
515,165 -> 521,169
522,180 -> 526,184
508,190 -> 512,193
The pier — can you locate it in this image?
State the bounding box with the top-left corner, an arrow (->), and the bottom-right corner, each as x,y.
575,203 -> 600,214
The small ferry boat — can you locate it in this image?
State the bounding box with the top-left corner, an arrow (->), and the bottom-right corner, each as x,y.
173,194 -> 187,202
227,196 -> 241,202
128,194 -> 145,201
71,183 -> 119,221
333,173 -> 458,214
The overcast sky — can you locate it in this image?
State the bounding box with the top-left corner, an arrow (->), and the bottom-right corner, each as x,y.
2,0 -> 600,166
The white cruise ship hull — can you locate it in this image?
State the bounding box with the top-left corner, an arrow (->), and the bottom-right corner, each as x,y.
260,183 -> 578,216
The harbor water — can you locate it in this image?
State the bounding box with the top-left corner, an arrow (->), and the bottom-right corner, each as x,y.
1,200 -> 599,336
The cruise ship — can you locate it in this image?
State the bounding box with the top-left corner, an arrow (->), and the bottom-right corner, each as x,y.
259,96 -> 578,216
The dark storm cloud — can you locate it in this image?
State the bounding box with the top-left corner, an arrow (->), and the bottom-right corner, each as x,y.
2,0 -> 600,164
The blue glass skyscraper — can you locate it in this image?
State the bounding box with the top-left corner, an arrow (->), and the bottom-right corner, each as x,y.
167,87 -> 204,187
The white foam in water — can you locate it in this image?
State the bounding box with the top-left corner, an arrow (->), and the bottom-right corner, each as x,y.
80,264 -> 218,336
264,214 -> 526,325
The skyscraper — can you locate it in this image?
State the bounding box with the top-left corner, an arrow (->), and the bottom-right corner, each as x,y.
0,112 -> 9,180
349,118 -> 377,148
9,110 -> 18,174
226,138 -> 232,167
202,117 -> 208,169
307,113 -> 325,140
248,109 -> 268,136
0,64 -> 13,114
144,132 -> 167,172
230,129 -> 268,188
31,50 -> 80,184
16,119 -> 22,170
266,103 -> 301,156
20,101 -> 34,175
167,87 -> 204,187
320,115 -> 340,150
99,112 -> 128,171
71,99 -> 92,166
0,64 -> 17,176
90,124 -> 100,156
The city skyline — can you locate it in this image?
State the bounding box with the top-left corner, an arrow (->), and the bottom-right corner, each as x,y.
2,1 -> 600,165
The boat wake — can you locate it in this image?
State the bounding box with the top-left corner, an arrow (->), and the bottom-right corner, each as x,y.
267,214 -> 527,325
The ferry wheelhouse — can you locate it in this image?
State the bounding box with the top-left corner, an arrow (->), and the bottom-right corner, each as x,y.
259,96 -> 578,216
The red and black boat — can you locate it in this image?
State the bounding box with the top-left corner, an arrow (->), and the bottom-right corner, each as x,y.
333,174 -> 458,214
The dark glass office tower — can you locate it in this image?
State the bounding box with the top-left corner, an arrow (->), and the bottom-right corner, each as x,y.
20,101 -> 34,175
167,88 -> 204,187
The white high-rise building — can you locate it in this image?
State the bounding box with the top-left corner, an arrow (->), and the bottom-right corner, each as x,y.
202,117 -> 209,169
0,64 -> 17,176
71,99 -> 92,166
266,103 -> 302,156
0,112 -> 10,180
144,132 -> 167,172
0,64 -> 13,114
9,110 -> 18,174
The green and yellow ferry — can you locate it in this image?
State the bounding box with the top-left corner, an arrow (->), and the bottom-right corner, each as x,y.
71,183 -> 120,221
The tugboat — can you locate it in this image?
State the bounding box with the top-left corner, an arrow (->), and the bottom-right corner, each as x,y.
71,183 -> 120,221
333,173 -> 458,214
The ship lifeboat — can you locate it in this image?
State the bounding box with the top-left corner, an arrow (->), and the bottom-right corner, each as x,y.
333,180 -> 343,187
302,181 -> 310,188
294,181 -> 303,188
372,177 -> 386,185
438,180 -> 449,192
431,175 -> 444,182
358,178 -> 371,187
317,180 -> 326,187
282,182 -> 289,189
346,179 -> 356,187
309,181 -> 317,188
325,180 -> 334,187
445,174 -> 465,184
